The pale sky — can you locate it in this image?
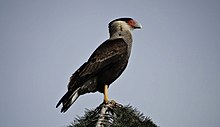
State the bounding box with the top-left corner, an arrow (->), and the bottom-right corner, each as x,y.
1,0 -> 220,127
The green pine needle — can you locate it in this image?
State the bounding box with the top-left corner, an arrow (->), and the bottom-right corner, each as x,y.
67,104 -> 158,127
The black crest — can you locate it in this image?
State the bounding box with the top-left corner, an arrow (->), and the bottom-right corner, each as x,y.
108,17 -> 133,28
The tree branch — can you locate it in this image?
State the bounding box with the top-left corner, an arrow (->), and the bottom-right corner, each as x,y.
68,101 -> 158,127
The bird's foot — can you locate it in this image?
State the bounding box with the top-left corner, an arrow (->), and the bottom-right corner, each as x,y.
109,100 -> 117,105
103,100 -> 123,108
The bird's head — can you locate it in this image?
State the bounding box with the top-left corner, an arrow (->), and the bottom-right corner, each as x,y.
108,17 -> 141,37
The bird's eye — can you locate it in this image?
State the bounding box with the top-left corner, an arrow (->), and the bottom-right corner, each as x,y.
128,20 -> 136,27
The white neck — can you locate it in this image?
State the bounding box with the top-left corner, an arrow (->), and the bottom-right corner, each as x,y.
109,21 -> 133,38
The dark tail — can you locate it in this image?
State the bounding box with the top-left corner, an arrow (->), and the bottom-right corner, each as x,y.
56,88 -> 80,113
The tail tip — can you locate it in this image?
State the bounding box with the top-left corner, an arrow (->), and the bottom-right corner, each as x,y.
56,101 -> 62,108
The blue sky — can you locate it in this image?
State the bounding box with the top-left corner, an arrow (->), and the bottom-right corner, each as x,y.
1,0 -> 220,127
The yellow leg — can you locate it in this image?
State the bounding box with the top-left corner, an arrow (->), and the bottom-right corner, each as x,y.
104,84 -> 109,104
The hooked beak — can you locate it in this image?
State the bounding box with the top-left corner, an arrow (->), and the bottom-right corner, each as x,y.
134,21 -> 142,29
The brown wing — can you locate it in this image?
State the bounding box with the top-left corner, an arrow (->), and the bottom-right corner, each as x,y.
68,38 -> 128,91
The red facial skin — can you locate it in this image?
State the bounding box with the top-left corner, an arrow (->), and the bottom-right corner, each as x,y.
128,20 -> 137,28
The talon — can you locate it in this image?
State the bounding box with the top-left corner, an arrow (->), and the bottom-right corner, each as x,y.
109,100 -> 116,104
109,100 -> 123,107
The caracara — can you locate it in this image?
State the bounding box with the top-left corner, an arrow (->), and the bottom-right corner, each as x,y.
56,17 -> 141,112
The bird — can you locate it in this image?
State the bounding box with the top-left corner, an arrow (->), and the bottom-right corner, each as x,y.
56,17 -> 141,113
